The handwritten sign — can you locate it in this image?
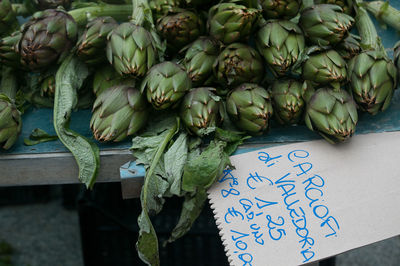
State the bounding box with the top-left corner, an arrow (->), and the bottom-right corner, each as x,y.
208,131 -> 400,266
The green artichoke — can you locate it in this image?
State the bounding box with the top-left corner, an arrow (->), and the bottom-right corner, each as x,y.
141,61 -> 191,110
40,75 -> 56,98
149,0 -> 182,20
157,10 -> 203,52
348,50 -> 397,115
299,4 -> 354,47
305,88 -> 358,144
0,94 -> 21,150
16,9 -> 78,71
90,85 -> 149,142
180,87 -> 223,136
337,34 -> 361,60
33,0 -> 71,10
77,17 -> 118,65
107,22 -> 159,77
256,20 -> 305,76
215,43 -> 264,91
259,0 -> 300,19
208,3 -> 259,44
315,0 -> 352,15
226,83 -> 273,135
0,0 -> 18,37
302,49 -> 347,88
271,79 -> 307,125
92,65 -> 135,97
182,37 -> 219,86
0,32 -> 22,69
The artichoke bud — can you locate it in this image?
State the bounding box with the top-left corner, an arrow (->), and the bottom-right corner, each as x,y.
16,9 -> 78,71
40,75 -> 56,98
0,94 -> 22,150
0,0 -> 19,37
90,85 -> 149,142
302,49 -> 347,89
260,0 -> 300,19
180,87 -> 224,136
77,17 -> 118,65
149,0 -> 183,20
300,4 -> 354,47
33,0 -> 71,10
305,88 -> 358,144
92,65 -> 135,97
337,34 -> 361,60
256,20 -> 305,76
0,32 -> 23,69
271,79 -> 307,125
226,83 -> 273,135
208,3 -> 260,45
348,50 -> 397,115
315,0 -> 353,15
215,43 -> 264,90
157,10 -> 204,52
141,61 -> 191,110
107,22 -> 159,77
182,37 -> 219,86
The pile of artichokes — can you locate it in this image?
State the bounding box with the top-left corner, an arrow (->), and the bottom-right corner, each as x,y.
1,0 -> 400,264
1,0 -> 398,149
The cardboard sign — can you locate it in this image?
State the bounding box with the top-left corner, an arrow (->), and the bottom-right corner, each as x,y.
208,131 -> 400,266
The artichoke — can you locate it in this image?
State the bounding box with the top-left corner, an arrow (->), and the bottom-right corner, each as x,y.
305,88 -> 358,144
299,4 -> 354,47
149,0 -> 182,20
92,65 -> 135,97
337,34 -> 361,60
90,85 -> 149,142
226,83 -> 273,135
271,79 -> 307,125
208,3 -> 259,44
215,43 -> 264,91
348,50 -> 397,115
77,17 -> 118,65
33,0 -> 71,10
107,22 -> 159,77
0,32 -> 22,69
180,87 -> 223,136
0,0 -> 18,37
315,0 -> 352,15
0,94 -> 21,150
16,9 -> 78,71
157,10 -> 204,52
259,0 -> 300,19
40,75 -> 56,98
141,61 -> 191,110
256,20 -> 305,76
182,37 -> 219,86
302,49 -> 347,89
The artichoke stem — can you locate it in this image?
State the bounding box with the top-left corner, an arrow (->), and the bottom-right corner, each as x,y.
363,1 -> 400,32
0,67 -> 17,100
68,4 -> 132,26
131,0 -> 154,26
354,1 -> 381,51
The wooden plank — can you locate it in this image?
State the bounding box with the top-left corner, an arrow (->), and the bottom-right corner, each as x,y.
0,149 -> 132,186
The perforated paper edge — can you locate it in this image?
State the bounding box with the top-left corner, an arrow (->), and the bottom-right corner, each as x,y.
207,191 -> 235,266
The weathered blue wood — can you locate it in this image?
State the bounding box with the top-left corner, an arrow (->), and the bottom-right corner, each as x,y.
3,1 -> 400,156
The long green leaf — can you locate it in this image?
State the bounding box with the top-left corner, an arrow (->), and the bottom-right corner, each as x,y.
54,55 -> 99,188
